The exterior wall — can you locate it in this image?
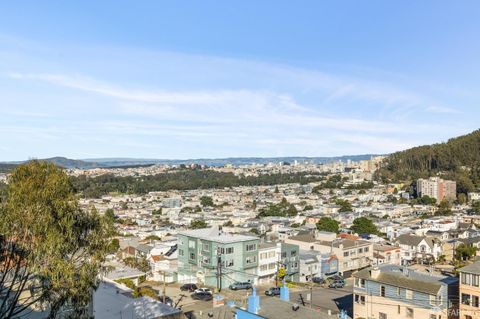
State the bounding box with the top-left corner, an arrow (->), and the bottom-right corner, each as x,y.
460,272 -> 480,319
177,234 -> 260,288
337,244 -> 373,276
280,243 -> 299,282
258,246 -> 278,284
284,238 -> 373,276
353,278 -> 455,319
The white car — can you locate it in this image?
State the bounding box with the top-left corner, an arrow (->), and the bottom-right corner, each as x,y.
194,287 -> 212,295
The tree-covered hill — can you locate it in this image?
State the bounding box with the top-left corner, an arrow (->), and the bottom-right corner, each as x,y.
376,129 -> 480,194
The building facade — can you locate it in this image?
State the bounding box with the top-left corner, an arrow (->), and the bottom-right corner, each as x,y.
177,226 -> 260,288
417,177 -> 457,203
353,264 -> 459,319
459,261 -> 480,319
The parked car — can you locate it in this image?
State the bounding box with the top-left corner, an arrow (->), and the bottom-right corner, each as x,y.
264,287 -> 281,296
328,280 -> 345,289
194,287 -> 212,295
191,291 -> 213,301
180,283 -> 198,292
229,282 -> 252,290
312,277 -> 325,284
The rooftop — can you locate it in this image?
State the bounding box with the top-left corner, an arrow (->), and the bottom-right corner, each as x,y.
459,260 -> 480,275
354,264 -> 458,295
178,225 -> 259,244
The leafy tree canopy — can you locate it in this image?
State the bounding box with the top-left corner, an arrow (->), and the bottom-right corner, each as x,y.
0,161 -> 112,318
351,217 -> 379,235
316,217 -> 340,233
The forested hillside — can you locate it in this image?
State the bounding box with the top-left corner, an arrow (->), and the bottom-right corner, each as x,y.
376,129 -> 480,194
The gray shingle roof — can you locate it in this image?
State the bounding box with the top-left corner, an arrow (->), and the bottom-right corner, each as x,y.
459,261 -> 480,275
354,265 -> 456,295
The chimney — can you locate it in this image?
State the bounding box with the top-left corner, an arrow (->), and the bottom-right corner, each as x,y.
280,280 -> 290,302
370,266 -> 380,279
247,287 -> 260,314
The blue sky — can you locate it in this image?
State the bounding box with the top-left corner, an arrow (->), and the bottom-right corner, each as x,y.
0,1 -> 479,160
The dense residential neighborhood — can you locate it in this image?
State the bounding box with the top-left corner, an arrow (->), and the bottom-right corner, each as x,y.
7,155 -> 473,318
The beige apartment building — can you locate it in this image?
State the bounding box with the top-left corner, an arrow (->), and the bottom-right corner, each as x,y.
285,231 -> 373,277
417,177 -> 457,203
459,261 -> 480,319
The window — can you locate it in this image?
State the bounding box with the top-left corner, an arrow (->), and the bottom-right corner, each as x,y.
406,289 -> 413,300
260,265 -> 268,271
246,244 -> 257,252
223,259 -> 234,267
178,249 -> 184,256
189,252 -> 195,260
202,243 -> 210,251
364,247 -> 369,252
188,241 -> 196,249
462,293 -> 471,305
465,316 -> 472,319
358,248 -> 363,254
268,263 -> 276,270
354,294 -> 365,305
282,252 -> 287,258
343,251 -> 349,257
473,295 -> 479,307
397,305 -> 400,314
462,273 -> 472,285
202,257 -> 210,264
246,256 -> 257,264
430,315 -> 436,319
474,274 -> 479,287
260,252 -> 267,260
406,307 -> 414,318
268,251 -> 276,258
380,285 -> 385,297
221,247 -> 234,254
397,287 -> 401,296
379,312 -> 387,319
291,250 -> 297,257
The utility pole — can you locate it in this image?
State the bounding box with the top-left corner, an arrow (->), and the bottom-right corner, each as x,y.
216,247 -> 222,292
309,267 -> 313,308
158,270 -> 167,303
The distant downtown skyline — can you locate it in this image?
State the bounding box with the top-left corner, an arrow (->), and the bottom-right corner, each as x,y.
0,2 -> 479,160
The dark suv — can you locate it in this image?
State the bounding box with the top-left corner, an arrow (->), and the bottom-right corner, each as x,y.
264,287 -> 281,296
180,283 -> 198,292
229,282 -> 252,290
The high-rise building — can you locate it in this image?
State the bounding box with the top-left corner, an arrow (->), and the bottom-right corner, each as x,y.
417,177 -> 456,202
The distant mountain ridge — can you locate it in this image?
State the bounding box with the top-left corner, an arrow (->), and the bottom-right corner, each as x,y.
1,154 -> 379,170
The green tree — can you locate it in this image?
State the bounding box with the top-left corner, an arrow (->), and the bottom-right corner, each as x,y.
457,193 -> 467,205
105,208 -> 116,222
152,208 -> 162,215
200,196 -> 214,207
107,238 -> 120,254
223,220 -> 234,227
456,244 -> 477,261
303,204 -> 313,211
351,217 -> 378,235
335,199 -> 352,212
0,161 -> 112,318
249,228 -> 260,235
436,199 -> 452,216
316,217 -> 340,233
190,219 -> 208,229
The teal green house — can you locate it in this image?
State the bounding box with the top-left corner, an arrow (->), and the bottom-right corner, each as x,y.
177,226 -> 260,289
